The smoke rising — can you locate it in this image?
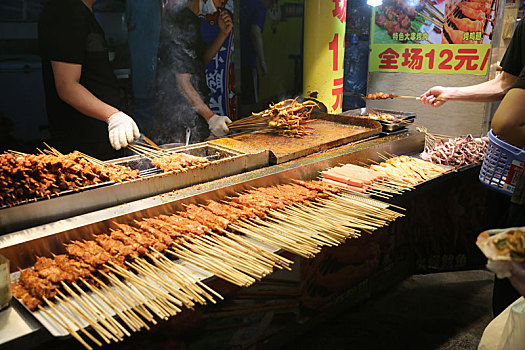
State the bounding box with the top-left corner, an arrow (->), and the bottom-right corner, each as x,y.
154,0 -> 211,145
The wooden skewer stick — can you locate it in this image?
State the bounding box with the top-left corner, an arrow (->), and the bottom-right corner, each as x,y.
181,241 -> 266,279
70,282 -> 130,338
423,5 -> 444,23
99,272 -> 161,322
198,233 -> 275,270
216,231 -> 293,269
167,247 -> 253,287
147,248 -> 223,300
253,216 -> 327,248
133,257 -> 199,305
208,231 -> 285,271
54,293 -> 111,345
80,278 -> 143,332
54,293 -> 105,345
272,206 -> 352,241
426,0 -> 444,17
272,211 -> 347,244
39,303 -> 93,350
58,285 -> 119,342
235,219 -> 319,254
139,255 -> 202,304
311,201 -> 391,225
145,253 -> 215,304
291,203 -> 360,236
309,205 -> 381,229
191,233 -> 274,271
88,274 -> 154,326
247,217 -> 320,248
416,12 -> 442,27
185,240 -> 267,279
126,260 -> 195,308
319,197 -> 396,219
142,135 -> 160,149
324,195 -> 403,219
170,245 -> 255,285
230,223 -> 314,258
60,282 -> 122,342
105,262 -> 183,312
188,237 -> 271,276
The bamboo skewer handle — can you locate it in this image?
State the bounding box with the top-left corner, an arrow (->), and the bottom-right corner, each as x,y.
394,95 -> 446,101
426,0 -> 444,17
417,12 -> 442,27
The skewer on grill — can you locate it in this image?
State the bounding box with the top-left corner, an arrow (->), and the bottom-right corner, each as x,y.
13,180 -> 405,348
39,302 -> 94,350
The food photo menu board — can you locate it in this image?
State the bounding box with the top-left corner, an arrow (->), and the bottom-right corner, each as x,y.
369,0 -> 498,75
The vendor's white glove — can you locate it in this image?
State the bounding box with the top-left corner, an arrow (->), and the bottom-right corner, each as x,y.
107,111 -> 140,150
208,114 -> 231,137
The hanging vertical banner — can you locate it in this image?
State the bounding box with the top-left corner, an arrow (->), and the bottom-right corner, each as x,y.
303,0 -> 347,114
369,0 -> 498,75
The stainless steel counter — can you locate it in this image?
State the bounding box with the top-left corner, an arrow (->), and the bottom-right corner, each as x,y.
0,141 -> 269,235
0,131 -> 424,348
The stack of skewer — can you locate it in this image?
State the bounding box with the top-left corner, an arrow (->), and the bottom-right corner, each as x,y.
0,147 -> 140,207
128,143 -> 211,173
12,179 -> 405,349
227,98 -> 318,137
321,153 -> 449,197
321,163 -> 412,199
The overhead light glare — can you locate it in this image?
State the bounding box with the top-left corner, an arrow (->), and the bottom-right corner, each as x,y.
367,0 -> 383,7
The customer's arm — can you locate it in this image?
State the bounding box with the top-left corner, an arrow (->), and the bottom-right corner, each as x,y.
418,71 -> 518,107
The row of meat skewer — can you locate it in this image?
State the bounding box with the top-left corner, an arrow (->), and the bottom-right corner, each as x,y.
0,151 -> 140,207
0,148 -> 221,208
11,179 -> 405,349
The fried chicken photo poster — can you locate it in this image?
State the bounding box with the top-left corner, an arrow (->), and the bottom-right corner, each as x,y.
369,0 -> 497,75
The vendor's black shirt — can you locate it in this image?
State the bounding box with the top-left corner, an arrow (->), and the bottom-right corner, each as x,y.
155,6 -> 210,144
511,66 -> 525,89
39,0 -> 122,160
501,20 -> 525,76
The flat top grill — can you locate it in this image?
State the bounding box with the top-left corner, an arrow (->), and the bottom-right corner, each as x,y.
226,112 -> 382,164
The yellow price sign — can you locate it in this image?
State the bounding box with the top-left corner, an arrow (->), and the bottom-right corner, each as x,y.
369,44 -> 491,75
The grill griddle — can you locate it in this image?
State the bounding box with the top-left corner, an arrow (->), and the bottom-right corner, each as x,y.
226,112 -> 381,164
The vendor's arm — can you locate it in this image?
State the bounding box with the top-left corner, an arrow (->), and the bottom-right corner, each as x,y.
52,61 -> 119,121
418,71 -> 518,107
250,24 -> 267,75
176,73 -> 215,121
52,61 -> 140,150
203,10 -> 233,64
176,73 -> 231,136
491,68 -> 525,148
